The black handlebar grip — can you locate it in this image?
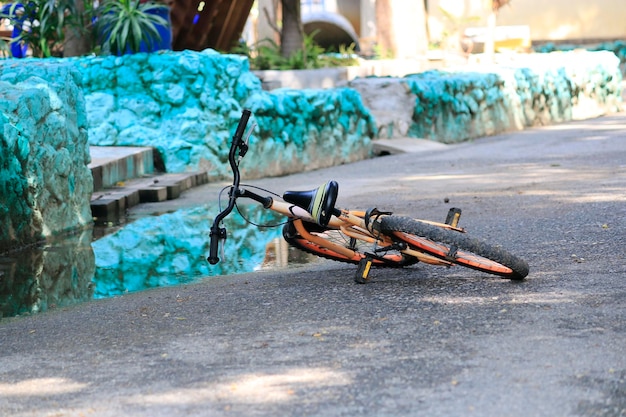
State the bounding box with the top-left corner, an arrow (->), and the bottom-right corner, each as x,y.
207,227 -> 222,264
234,109 -> 252,142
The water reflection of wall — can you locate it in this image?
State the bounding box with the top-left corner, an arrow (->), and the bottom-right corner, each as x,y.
1,204 -> 301,318
91,204 -> 283,298
0,230 -> 95,318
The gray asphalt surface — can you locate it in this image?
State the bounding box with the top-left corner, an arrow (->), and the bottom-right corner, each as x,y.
2,113 -> 626,417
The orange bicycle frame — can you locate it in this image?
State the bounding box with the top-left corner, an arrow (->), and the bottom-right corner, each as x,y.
267,200 -> 452,266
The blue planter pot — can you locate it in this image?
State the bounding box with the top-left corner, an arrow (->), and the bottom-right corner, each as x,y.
97,7 -> 173,56
1,3 -> 29,58
137,7 -> 172,53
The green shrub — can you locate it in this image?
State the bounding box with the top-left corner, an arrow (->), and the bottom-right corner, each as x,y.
233,32 -> 358,70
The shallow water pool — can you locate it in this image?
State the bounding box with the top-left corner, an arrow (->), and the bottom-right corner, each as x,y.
0,204 -> 315,319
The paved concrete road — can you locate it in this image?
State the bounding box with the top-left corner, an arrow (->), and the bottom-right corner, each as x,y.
2,114 -> 625,417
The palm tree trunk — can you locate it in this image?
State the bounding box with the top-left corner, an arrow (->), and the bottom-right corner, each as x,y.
63,0 -> 91,57
280,0 -> 303,58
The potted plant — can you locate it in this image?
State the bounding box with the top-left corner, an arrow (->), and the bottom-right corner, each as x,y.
94,0 -> 171,56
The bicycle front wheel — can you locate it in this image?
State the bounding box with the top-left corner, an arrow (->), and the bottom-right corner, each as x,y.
282,220 -> 418,267
376,216 -> 529,279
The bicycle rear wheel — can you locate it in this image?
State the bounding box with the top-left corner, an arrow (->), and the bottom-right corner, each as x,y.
376,216 -> 529,279
282,220 -> 417,267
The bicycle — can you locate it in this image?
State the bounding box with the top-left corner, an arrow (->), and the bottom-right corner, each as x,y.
208,109 -> 530,283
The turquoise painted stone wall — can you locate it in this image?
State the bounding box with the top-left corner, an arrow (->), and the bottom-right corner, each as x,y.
0,62 -> 93,252
71,49 -> 376,178
535,40 -> 626,76
243,87 -> 375,178
404,51 -> 623,143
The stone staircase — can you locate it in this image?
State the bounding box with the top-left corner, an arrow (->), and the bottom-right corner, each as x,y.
89,147 -> 208,224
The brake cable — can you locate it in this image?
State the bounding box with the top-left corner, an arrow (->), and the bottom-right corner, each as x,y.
217,184 -> 288,228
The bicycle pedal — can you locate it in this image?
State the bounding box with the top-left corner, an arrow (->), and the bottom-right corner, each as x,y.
445,208 -> 462,227
355,254 -> 374,284
446,244 -> 459,261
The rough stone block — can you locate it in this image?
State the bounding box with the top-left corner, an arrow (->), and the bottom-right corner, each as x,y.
0,62 -> 93,253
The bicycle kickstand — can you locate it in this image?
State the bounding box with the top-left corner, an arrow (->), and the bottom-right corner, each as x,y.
445,207 -> 462,228
355,253 -> 375,284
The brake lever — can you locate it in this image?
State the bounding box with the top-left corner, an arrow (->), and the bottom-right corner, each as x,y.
219,235 -> 226,263
238,122 -> 256,159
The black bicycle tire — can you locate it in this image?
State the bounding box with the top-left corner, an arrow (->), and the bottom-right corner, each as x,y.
282,220 -> 418,267
377,215 -> 529,279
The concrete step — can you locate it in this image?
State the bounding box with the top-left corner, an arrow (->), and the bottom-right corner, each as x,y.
90,171 -> 209,224
89,146 -> 155,191
88,146 -> 209,224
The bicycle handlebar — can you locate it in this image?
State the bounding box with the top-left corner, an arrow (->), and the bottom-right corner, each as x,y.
207,109 -> 252,265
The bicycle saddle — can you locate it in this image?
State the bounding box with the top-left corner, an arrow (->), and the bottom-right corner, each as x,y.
283,180 -> 339,227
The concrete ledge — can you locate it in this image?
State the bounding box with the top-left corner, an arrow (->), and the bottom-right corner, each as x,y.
373,138 -> 449,156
